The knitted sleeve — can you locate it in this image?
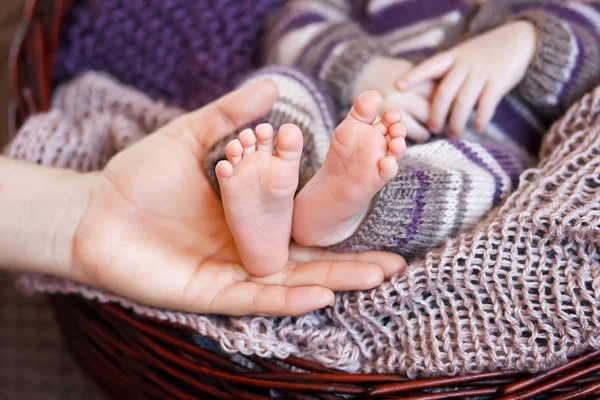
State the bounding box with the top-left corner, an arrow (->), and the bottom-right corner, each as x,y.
262,0 -> 386,109
469,0 -> 600,118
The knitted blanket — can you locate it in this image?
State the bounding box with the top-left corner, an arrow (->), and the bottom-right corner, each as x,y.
9,70 -> 600,378
56,0 -> 285,110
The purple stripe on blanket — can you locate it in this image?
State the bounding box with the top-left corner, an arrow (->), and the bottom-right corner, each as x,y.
450,141 -> 503,206
56,0 -> 286,110
365,0 -> 469,34
280,12 -> 326,35
345,0 -> 366,17
393,169 -> 429,249
481,145 -> 522,188
491,101 -> 543,155
295,22 -> 353,73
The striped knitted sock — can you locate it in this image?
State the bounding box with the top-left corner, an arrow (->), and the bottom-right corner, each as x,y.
330,133 -> 534,259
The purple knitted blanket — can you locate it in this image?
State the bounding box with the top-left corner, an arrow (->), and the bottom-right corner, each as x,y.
57,0 -> 285,110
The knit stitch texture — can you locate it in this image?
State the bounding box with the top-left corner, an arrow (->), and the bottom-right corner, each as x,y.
264,0 -> 600,121
56,0 -> 285,110
9,71 -> 600,378
254,0 -> 600,257
202,66 -> 531,258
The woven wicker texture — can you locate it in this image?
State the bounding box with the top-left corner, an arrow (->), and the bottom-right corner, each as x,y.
0,273 -> 104,400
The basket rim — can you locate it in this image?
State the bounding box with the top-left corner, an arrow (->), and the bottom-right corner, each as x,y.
9,0 -> 72,137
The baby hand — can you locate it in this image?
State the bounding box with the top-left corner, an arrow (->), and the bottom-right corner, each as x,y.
381,82 -> 434,142
354,56 -> 435,142
396,21 -> 537,137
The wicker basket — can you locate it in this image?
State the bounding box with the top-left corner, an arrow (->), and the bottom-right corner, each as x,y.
10,0 -> 600,399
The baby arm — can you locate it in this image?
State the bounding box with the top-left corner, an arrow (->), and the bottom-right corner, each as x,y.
399,0 -> 600,135
263,0 -> 385,109
397,21 -> 537,137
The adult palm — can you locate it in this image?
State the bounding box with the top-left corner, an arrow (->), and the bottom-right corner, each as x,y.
72,81 -> 406,316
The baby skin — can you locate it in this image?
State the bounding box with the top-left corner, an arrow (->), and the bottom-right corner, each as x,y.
216,91 -> 406,277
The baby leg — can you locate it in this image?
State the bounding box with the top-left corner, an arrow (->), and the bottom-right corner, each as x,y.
329,133 -> 533,259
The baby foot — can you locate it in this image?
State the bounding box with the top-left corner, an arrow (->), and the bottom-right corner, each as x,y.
293,91 -> 406,247
216,123 -> 303,277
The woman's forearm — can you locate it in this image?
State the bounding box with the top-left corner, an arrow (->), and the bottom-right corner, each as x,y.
0,156 -> 92,277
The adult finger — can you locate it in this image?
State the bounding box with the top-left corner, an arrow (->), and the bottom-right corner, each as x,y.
396,53 -> 454,90
429,67 -> 468,134
207,282 -> 335,316
474,82 -> 503,133
448,75 -> 484,137
163,80 -> 279,156
288,243 -> 407,278
253,260 -> 384,291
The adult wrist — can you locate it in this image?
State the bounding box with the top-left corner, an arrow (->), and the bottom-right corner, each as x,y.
0,157 -> 94,280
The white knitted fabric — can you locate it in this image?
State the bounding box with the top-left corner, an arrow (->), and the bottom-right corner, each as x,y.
8,71 -> 600,378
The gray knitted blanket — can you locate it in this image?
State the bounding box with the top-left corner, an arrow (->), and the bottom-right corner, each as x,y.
10,71 -> 600,378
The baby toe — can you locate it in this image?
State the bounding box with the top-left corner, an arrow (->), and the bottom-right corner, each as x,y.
378,156 -> 399,181
255,123 -> 274,153
388,137 -> 406,160
382,107 -> 403,126
389,121 -> 407,139
275,124 -> 304,161
347,90 -> 383,126
215,160 -> 234,182
239,128 -> 257,155
225,139 -> 244,166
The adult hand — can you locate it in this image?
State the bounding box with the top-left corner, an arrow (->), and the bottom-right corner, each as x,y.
397,21 -> 537,136
354,56 -> 435,142
60,81 -> 406,316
